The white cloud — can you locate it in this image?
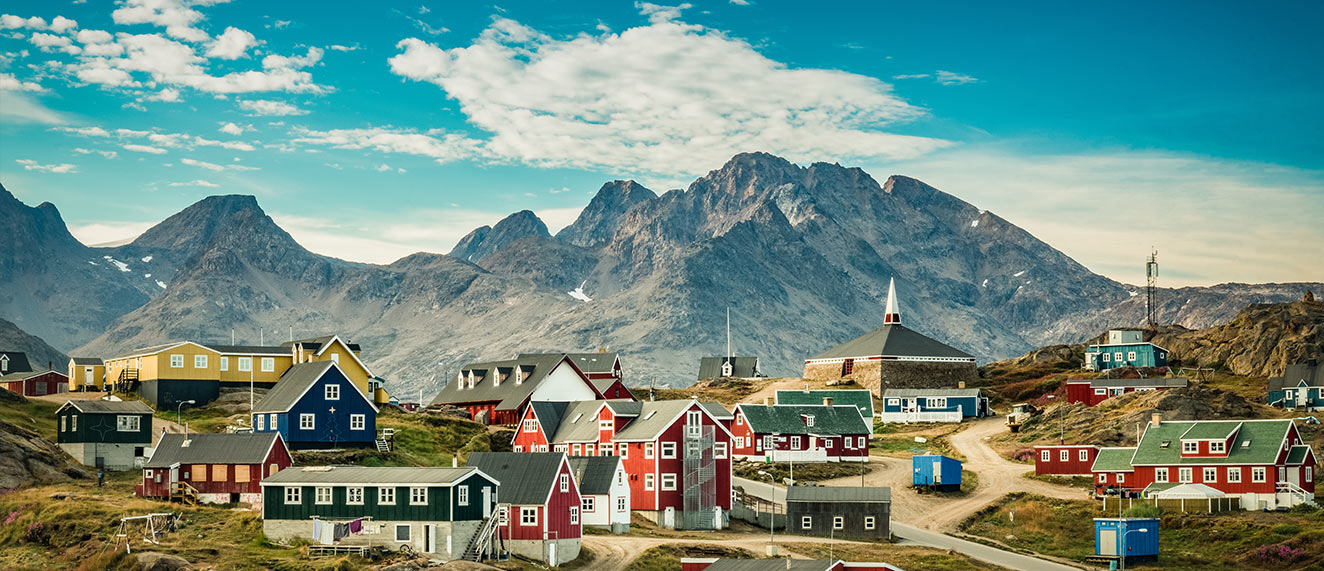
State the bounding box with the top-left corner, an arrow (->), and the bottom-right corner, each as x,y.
194,135 -> 254,151
30,32 -> 74,51
291,127 -> 482,164
636,2 -> 693,24
239,99 -> 308,116
218,121 -> 246,135
145,87 -> 181,101
123,143 -> 168,154
48,16 -> 78,34
67,220 -> 154,246
935,70 -> 977,85
386,10 -> 947,178
892,73 -> 930,80
730,0 -> 751,5
887,146 -> 1324,286
167,179 -> 218,187
327,44 -> 357,52
0,92 -> 66,124
56,126 -> 111,137
15,158 -> 77,173
0,72 -> 45,92
76,29 -> 113,44
180,157 -> 223,170
73,147 -> 118,158
261,46 -> 322,70
205,26 -> 256,59
0,15 -> 48,30
111,0 -> 225,43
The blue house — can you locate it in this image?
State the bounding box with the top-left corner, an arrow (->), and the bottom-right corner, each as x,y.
881,388 -> 988,423
1092,518 -> 1158,565
1084,330 -> 1169,371
251,362 -> 378,450
912,455 -> 961,492
1268,361 -> 1324,411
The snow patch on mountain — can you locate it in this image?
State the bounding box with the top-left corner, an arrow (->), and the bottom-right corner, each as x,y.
568,281 -> 592,302
102,256 -> 130,272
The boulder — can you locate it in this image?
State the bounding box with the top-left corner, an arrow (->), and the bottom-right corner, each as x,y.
135,552 -> 191,571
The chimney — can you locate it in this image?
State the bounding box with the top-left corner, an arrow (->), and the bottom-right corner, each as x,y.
958,381 -> 966,389
452,456 -> 458,468
823,397 -> 834,407
764,397 -> 772,406
1150,413 -> 1162,427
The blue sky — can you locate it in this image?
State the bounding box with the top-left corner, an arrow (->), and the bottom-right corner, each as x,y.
1,0 -> 1321,286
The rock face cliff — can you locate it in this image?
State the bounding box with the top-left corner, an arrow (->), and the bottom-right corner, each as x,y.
0,318 -> 68,372
3,154 -> 1320,396
1151,299 -> 1324,377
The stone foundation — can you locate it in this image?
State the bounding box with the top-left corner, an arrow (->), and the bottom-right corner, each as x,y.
59,442 -> 144,471
264,518 -> 478,560
803,359 -> 976,398
506,538 -> 580,566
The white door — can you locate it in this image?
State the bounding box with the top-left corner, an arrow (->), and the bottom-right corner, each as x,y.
932,460 -> 942,483
482,487 -> 492,518
1287,467 -> 1301,487
84,367 -> 93,385
1099,529 -> 1117,555
548,542 -> 557,565
663,506 -> 675,529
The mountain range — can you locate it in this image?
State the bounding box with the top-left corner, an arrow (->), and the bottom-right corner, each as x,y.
2,152 -> 1319,396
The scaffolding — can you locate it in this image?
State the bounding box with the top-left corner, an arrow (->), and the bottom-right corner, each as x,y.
682,423 -> 717,529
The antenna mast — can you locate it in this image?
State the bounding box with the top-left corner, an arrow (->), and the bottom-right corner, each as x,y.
726,307 -> 731,360
1145,249 -> 1159,329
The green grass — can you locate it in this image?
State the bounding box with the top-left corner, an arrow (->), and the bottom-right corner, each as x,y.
793,541 -> 1008,570
623,544 -> 758,571
1023,473 -> 1095,490
732,461 -> 870,484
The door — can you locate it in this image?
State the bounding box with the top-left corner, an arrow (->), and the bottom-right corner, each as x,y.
169,463 -> 179,493
423,524 -> 434,553
482,487 -> 492,518
84,367 -> 93,386
1287,467 -> 1301,487
548,542 -> 556,565
1099,529 -> 1117,556
663,506 -> 675,529
932,460 -> 942,484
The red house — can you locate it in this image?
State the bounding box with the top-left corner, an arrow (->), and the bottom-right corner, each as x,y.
466,452 -> 581,566
138,432 -> 292,507
1091,416 -> 1318,510
429,353 -> 631,425
512,399 -> 733,530
1034,444 -> 1099,476
731,404 -> 871,463
557,352 -> 634,400
1,369 -> 68,396
1065,377 -> 1187,406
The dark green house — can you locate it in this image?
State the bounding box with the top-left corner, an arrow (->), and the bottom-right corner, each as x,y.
261,465 -> 500,561
55,399 -> 154,470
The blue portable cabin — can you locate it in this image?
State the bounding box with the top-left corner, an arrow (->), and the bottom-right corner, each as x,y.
881,388 -> 988,423
251,361 -> 378,450
912,454 -> 961,492
1094,518 -> 1158,564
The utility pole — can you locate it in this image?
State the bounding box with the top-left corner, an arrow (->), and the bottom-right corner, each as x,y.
1145,249 -> 1159,329
726,307 -> 731,361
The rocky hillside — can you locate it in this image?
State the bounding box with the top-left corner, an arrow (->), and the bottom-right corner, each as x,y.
1151,298 -> 1324,377
0,318 -> 68,372
0,391 -> 89,489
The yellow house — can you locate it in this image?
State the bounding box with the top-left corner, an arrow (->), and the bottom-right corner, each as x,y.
100,335 -> 390,408
67,357 -> 106,391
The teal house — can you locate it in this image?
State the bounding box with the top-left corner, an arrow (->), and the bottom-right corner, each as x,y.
1084,330 -> 1169,371
1268,361 -> 1324,411
55,399 -> 154,470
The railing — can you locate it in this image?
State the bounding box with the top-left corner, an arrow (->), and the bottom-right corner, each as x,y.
1276,481 -> 1317,506
169,481 -> 198,506
461,506 -> 505,561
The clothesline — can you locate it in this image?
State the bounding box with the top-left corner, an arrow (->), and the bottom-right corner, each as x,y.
310,516 -> 373,545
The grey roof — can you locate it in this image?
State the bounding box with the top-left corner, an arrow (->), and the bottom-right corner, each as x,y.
57,399 -> 154,414
145,432 -> 284,468
883,388 -> 984,398
697,356 -> 762,380
431,353 -> 579,411
1,369 -> 66,382
786,485 -> 891,503
534,401 -> 610,443
567,456 -> 621,495
808,324 -> 974,361
561,352 -> 619,374
1269,362 -> 1324,391
735,404 -> 870,436
1074,377 -> 1189,389
603,400 -> 643,417
0,351 -> 33,373
702,560 -> 842,571
699,401 -> 732,420
262,465 -> 482,486
252,361 -> 373,413
776,389 -> 874,420
70,357 -> 104,366
613,400 -> 730,441
281,335 -> 362,352
209,344 -> 292,355
466,452 -> 567,505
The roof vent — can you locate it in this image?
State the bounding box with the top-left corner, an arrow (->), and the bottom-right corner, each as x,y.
181,439 -> 191,447
1159,440 -> 1170,448
572,413 -> 583,423
644,410 -> 657,420
1241,440 -> 1251,448
302,466 -> 334,472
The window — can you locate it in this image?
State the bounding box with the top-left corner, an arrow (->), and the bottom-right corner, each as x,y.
498,506 -> 509,525
1102,353 -> 1111,362
1252,467 -> 1267,483
410,487 -> 427,505
299,414 -> 315,430
117,415 -> 140,432
1203,467 -> 1217,482
1098,474 -> 1107,483
269,413 -> 277,429
791,436 -> 801,449
170,354 -> 184,368
645,442 -> 655,458
192,464 -> 206,482
687,410 -> 701,426
661,442 -> 676,459
1117,473 -> 1125,483
71,415 -> 77,431
927,397 -> 947,409
570,506 -> 579,525
1182,441 -> 1198,453
513,445 -> 524,452
520,507 -> 537,526
1114,352 -> 1123,362
736,415 -> 743,425
620,442 -> 628,458
600,419 -> 613,431
583,497 -> 595,512
644,474 -> 655,490
394,524 -> 411,542
1060,450 -> 1069,462
833,516 -> 844,530
523,419 -> 538,433
284,486 -> 301,504
617,496 -> 627,511
379,487 -> 396,505
350,414 -> 365,430
801,516 -> 812,529
1210,441 -> 1225,453
261,357 -> 275,372
256,414 -> 265,431
886,398 -> 899,406
1307,467 -> 1314,481
859,436 -> 867,448
560,474 -> 570,493
348,487 -> 364,505
864,516 -> 876,530
1228,467 -> 1242,483
585,443 -> 595,455
331,353 -> 340,364
1179,467 -> 1193,483
841,359 -> 854,376
661,473 -> 677,491
220,357 -> 228,371
1094,388 -> 1107,395
212,464 -> 228,481
1155,468 -> 1169,483
325,384 -> 340,400
60,416 -> 66,432
238,357 -> 252,372
715,442 -> 728,459
194,355 -> 208,369
315,487 -> 333,505
825,439 -> 833,449
1127,351 -> 1137,361
1079,449 -> 1089,462
458,486 -> 469,506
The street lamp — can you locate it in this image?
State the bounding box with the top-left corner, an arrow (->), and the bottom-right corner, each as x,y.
757,470 -> 776,551
176,399 -> 196,426
1119,527 -> 1149,571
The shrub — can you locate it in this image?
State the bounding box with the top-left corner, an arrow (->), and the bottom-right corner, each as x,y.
1122,504 -> 1162,518
1255,543 -> 1306,564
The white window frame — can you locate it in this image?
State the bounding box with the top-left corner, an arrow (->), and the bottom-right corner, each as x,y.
801,516 -> 812,529
644,474 -> 655,490
379,487 -> 395,505
194,354 -> 208,369
268,413 -> 277,429
347,487 -> 364,505
116,415 -> 141,432
661,473 -> 677,491
1228,467 -> 1242,483
617,496 -> 627,511
220,356 -> 228,371
1094,388 -> 1107,395
498,506 -> 509,525
458,486 -> 469,506
299,413 -> 315,430
350,414 -> 365,430
1079,449 -> 1089,462
71,414 -> 77,431
687,410 -> 701,425
1252,466 -> 1267,483
619,442 -> 628,458
599,419 -> 612,431
394,524 -> 411,542
1102,353 -> 1111,362
170,354 -> 184,368
1114,352 -> 1123,362
315,486 -> 333,505
238,357 -> 252,372
325,384 -> 340,400
864,516 -> 876,530
61,416 -> 66,432
790,436 -> 801,449
833,516 -> 844,530
520,507 -> 537,526
410,487 -> 427,505
1060,450 -> 1069,462
927,397 -> 947,409
1182,441 -> 1198,453
582,497 -> 595,512
1041,450 -> 1051,462
560,474 -> 570,493
1127,351 -> 1137,361
1117,473 -> 1125,483
1098,473 -> 1107,483
1210,441 -> 1226,453
523,419 -> 538,433
736,415 -> 743,425
645,442 -> 655,458
284,486 -> 301,504
886,398 -> 899,406
1203,467 -> 1217,482
256,414 -> 265,431
661,441 -> 676,459
1155,468 -> 1169,483
715,442 -> 728,459
569,506 -> 579,525
260,357 -> 274,372
1178,467 -> 1193,483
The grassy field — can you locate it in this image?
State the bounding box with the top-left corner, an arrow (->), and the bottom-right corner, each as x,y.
791,541 -> 1008,571
871,422 -> 966,461
623,544 -> 758,571
732,460 -> 870,484
961,493 -> 1324,570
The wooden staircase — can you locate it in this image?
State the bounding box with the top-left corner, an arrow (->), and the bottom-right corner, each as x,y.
1277,481 -> 1317,507
169,481 -> 199,506
460,510 -> 501,562
375,438 -> 390,452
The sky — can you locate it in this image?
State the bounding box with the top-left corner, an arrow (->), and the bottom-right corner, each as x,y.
1,0 -> 1321,287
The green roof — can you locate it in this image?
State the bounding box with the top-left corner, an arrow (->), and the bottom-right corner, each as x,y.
1091,447 -> 1136,472
1287,445 -> 1313,465
736,404 -> 869,436
1132,420 -> 1292,466
775,389 -> 874,420
1179,422 -> 1241,440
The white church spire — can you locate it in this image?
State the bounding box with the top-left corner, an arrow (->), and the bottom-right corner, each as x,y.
884,277 -> 902,325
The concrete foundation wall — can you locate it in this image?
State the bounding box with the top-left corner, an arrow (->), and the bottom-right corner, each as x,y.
505,537 -> 580,566
264,518 -> 478,560
60,442 -> 141,471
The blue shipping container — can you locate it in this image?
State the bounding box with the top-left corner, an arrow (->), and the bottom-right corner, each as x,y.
1094,518 -> 1159,561
912,455 -> 962,491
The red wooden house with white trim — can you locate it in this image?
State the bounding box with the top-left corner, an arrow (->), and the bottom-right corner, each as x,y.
139,432 -> 292,507
511,399 -> 733,530
731,404 -> 870,463
1034,444 -> 1099,476
430,353 -> 632,425
1065,377 -> 1188,406
466,452 -> 581,566
1090,416 -> 1318,510
1,369 -> 68,396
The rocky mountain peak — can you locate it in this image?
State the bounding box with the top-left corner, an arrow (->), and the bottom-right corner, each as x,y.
556,180 -> 658,248
129,194 -> 266,251
0,185 -> 87,272
449,209 -> 550,263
